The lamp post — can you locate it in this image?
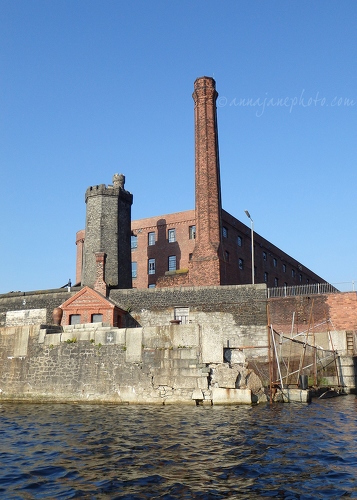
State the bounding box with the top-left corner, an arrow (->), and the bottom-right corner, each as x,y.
244,210 -> 254,284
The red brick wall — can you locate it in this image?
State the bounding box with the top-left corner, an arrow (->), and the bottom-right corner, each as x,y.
220,210 -> 324,288
131,211 -> 196,289
327,292 -> 357,330
93,252 -> 107,297
61,298 -> 114,326
156,271 -> 190,288
268,292 -> 357,335
77,206 -> 326,291
60,287 -> 124,327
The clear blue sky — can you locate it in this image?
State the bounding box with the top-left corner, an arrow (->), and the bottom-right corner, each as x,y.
1,1 -> 356,294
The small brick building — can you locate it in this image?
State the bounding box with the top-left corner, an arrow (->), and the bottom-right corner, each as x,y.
59,286 -> 126,327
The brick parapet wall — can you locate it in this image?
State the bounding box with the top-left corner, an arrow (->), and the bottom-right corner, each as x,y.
156,271 -> 190,288
327,293 -> 357,330
268,292 -> 357,335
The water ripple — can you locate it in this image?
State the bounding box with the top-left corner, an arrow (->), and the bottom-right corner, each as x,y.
1,397 -> 357,498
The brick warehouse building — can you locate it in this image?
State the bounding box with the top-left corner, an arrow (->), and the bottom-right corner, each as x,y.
75,77 -> 326,290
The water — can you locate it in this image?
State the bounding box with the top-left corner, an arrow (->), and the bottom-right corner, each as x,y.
1,396 -> 357,499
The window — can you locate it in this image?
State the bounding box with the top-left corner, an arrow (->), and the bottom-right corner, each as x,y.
148,284 -> 156,288
282,264 -> 286,273
307,279 -> 309,284
148,258 -> 155,275
237,236 -> 242,247
70,314 -> 81,325
274,277 -> 279,287
263,251 -> 267,261
131,235 -> 138,250
168,255 -> 177,271
174,307 -> 189,324
238,258 -> 244,270
189,253 -> 193,261
132,261 -> 137,278
189,225 -> 196,239
225,250 -> 230,262
299,274 -> 303,282
168,228 -> 176,242
273,258 -> 277,267
148,232 -> 155,246
222,226 -> 228,238
291,269 -> 295,278
91,314 -> 103,323
264,272 -> 268,283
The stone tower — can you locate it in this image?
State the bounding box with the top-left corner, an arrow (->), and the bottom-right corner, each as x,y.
81,174 -> 133,291
189,76 -> 224,286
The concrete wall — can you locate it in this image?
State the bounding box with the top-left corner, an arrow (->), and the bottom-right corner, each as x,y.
0,289 -> 80,327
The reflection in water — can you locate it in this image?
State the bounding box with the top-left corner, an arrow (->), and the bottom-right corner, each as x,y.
1,397 -> 357,499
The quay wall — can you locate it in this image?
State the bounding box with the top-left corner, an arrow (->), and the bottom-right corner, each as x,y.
0,322 -> 268,405
0,285 -> 356,403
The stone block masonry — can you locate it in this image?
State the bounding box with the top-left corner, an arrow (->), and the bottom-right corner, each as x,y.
110,283 -> 268,328
82,175 -> 133,290
0,321 -> 268,404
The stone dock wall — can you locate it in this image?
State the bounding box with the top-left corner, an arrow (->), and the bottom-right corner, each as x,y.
0,284 -> 355,404
0,322 -> 269,405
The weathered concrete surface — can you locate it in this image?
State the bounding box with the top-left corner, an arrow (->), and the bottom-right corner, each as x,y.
211,387 -> 252,405
283,389 -> 312,403
6,309 -> 46,327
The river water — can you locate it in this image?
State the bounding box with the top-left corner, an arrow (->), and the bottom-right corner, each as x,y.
1,396 -> 357,499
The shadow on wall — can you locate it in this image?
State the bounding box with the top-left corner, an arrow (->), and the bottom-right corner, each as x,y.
124,313 -> 141,328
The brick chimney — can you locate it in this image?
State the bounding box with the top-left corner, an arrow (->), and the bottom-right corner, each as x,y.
94,252 -> 107,296
75,229 -> 85,285
189,76 -> 223,286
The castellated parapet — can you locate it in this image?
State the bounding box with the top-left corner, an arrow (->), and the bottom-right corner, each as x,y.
81,174 -> 133,291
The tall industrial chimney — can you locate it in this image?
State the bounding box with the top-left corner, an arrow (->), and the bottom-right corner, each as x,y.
189,76 -> 223,286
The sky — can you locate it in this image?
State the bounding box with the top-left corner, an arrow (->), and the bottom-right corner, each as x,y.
0,0 -> 356,294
